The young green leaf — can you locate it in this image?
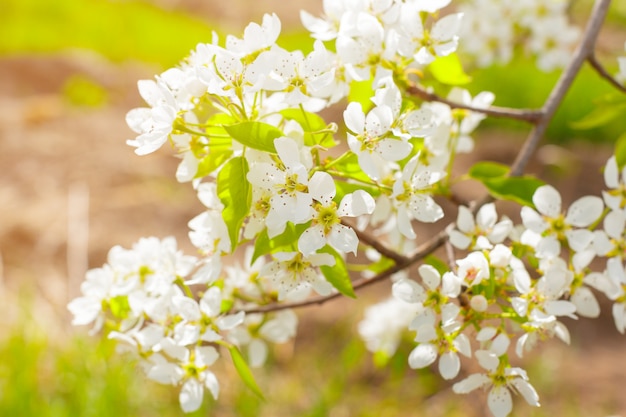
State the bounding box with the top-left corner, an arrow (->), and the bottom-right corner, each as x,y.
482,176 -> 545,208
224,121 -> 283,153
468,161 -> 510,180
217,156 -> 252,251
251,223 -> 309,263
570,102 -> 626,130
319,245 -> 356,298
614,132 -> 626,169
228,345 -> 265,400
428,53 -> 472,86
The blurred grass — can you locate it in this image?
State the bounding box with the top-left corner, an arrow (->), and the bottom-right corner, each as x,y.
0,0 -> 218,67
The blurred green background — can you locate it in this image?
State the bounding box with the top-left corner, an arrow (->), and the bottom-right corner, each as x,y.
0,0 -> 625,416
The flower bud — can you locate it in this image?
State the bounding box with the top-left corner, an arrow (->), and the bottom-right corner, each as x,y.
470,295 -> 488,312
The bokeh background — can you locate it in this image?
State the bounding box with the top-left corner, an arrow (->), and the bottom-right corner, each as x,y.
1,0 -> 625,416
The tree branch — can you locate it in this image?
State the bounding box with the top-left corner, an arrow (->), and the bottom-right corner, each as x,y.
406,85 -> 543,123
510,0 -> 612,176
341,219 -> 410,264
587,53 -> 626,93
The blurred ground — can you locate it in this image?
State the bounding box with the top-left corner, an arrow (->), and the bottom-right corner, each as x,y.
0,1 -> 625,416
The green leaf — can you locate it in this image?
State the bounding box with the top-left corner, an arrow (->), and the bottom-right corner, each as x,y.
615,132 -> 626,169
280,108 -> 337,148
228,345 -> 265,400
224,121 -> 283,153
570,102 -> 626,130
468,161 -> 510,180
348,79 -> 374,113
482,176 -> 545,207
251,223 -> 309,263
217,156 -> 251,251
319,245 -> 356,298
195,147 -> 233,178
424,255 -> 449,276
428,53 -> 471,86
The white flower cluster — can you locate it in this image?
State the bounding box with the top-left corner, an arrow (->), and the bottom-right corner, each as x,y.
68,0 -> 626,416
458,0 -> 580,71
359,156 -> 626,416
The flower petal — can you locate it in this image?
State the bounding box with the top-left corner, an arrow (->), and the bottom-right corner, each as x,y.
408,343 -> 438,369
488,386 -> 513,417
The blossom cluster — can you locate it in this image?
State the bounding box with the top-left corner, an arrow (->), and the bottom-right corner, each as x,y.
68,0 -> 625,416
359,163 -> 626,416
458,0 -> 580,71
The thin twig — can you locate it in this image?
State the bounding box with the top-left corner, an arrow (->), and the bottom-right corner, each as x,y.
510,0 -> 612,176
587,53 -> 626,93
341,219 -> 410,264
406,85 -> 543,123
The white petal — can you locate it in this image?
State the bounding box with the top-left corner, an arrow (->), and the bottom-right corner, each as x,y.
216,311 -> 245,330
476,203 -> 497,229
431,13 -> 463,42
344,102 -> 365,133
533,185 -> 561,218
204,371 -> 220,400
603,210 -> 625,239
488,386 -> 513,417
418,264 -> 441,290
449,229 -> 471,250
565,195 -> 604,227
392,279 -> 426,303
438,351 -> 460,380
475,349 -> 499,372
571,286 -> 600,318
339,190 -> 375,217
179,379 -> 204,413
491,333 -> 510,357
452,373 -> 490,394
454,333 -> 472,357
248,339 -> 269,368
520,206 -> 547,233
376,138 -> 412,161
298,225 -> 326,256
510,378 -> 540,407
408,343 -> 438,369
196,346 -> 220,367
545,300 -> 577,317
612,302 -> 626,334
456,205 -> 475,233
308,171 -> 336,204
328,224 -> 359,254
604,156 -> 619,188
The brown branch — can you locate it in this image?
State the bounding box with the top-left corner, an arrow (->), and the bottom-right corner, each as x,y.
588,53 -> 626,93
240,0 -> 613,315
242,229 -> 449,314
510,0 -> 612,176
341,219 -> 410,264
406,85 -> 543,123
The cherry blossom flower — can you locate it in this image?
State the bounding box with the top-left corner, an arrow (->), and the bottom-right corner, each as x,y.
521,185 -> 603,258
298,171 -> 375,256
146,344 -> 220,413
391,155 -> 445,239
344,101 -> 412,180
449,203 -> 512,250
358,297 -> 420,358
228,310 -> 298,367
453,354 -> 540,417
259,251 -> 335,300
